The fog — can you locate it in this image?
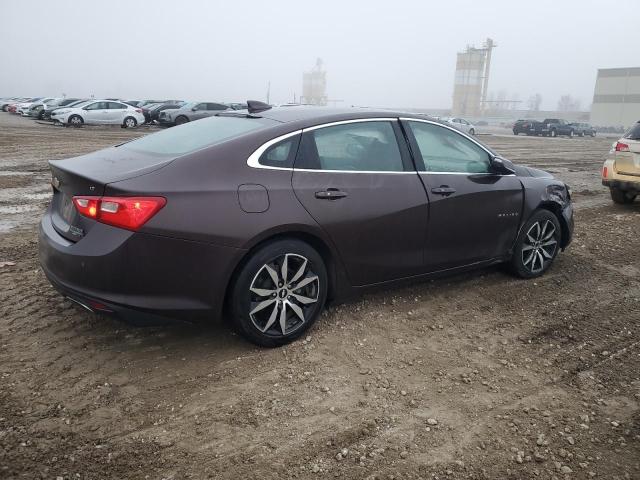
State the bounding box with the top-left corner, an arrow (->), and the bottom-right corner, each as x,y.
1,0 -> 638,111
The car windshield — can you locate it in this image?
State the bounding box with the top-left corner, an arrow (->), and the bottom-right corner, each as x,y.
68,100 -> 91,108
623,122 -> 640,140
121,115 -> 280,156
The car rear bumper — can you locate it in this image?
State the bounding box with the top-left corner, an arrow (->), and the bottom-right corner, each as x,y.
39,207 -> 244,325
602,178 -> 640,193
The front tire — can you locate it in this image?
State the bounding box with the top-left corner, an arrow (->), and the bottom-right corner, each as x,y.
175,115 -> 189,125
549,129 -> 557,138
230,239 -> 328,347
610,188 -> 637,204
68,115 -> 83,127
510,209 -> 561,279
469,128 -> 475,136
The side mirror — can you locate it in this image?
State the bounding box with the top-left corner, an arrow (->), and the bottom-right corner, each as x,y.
191,107 -> 198,111
491,156 -> 516,175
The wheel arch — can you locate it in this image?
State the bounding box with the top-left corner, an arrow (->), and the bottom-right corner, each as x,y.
536,201 -> 570,248
221,228 -> 346,320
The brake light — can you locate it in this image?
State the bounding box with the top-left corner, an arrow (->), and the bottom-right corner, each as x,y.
72,196 -> 166,231
615,142 -> 630,152
135,108 -> 142,113
602,166 -> 608,178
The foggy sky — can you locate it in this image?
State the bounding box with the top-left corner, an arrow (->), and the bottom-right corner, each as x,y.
1,0 -> 638,111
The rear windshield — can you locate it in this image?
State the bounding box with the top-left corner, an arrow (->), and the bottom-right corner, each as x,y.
121,115 -> 279,156
623,122 -> 640,140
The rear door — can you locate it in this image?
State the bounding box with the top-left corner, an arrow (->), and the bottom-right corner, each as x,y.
292,119 -> 429,286
403,119 -> 523,271
108,101 -> 128,124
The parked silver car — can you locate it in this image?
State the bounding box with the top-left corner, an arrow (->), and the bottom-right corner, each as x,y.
157,101 -> 231,126
442,117 -> 476,135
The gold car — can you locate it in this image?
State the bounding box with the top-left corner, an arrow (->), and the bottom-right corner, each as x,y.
602,121 -> 640,204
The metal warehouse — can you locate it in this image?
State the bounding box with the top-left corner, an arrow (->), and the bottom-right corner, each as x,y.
590,67 -> 640,128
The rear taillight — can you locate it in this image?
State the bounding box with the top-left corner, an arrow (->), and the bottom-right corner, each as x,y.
602,166 -> 608,178
615,142 -> 630,152
135,108 -> 142,113
73,196 -> 166,231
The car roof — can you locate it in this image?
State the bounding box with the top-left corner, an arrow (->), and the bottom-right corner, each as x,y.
250,106 -> 434,126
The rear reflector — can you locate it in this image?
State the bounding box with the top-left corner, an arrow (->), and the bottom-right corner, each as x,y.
615,142 -> 630,152
73,196 -> 166,231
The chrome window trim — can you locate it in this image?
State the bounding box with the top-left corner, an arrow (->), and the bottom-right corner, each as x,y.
247,118 -> 404,173
246,117 -> 514,176
246,129 -> 302,170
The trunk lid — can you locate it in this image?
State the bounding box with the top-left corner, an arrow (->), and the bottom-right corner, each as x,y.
48,146 -> 174,242
615,138 -> 640,177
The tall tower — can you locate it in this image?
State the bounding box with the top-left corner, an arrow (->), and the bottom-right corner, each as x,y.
451,38 -> 496,117
302,58 -> 328,106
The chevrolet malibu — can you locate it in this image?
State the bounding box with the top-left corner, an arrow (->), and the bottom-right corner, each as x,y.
39,104 -> 574,346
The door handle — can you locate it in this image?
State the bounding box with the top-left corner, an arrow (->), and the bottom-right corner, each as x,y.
315,189 -> 347,200
431,186 -> 456,196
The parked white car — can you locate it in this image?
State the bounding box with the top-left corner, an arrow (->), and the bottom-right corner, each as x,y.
442,117 -> 476,135
17,97 -> 52,116
51,100 -> 145,128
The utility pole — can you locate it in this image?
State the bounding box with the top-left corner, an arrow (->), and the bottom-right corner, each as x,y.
266,81 -> 271,105
481,38 -> 496,114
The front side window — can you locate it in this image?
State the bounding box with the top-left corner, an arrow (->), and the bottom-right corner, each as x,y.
408,121 -> 491,174
85,102 -> 107,110
193,103 -> 206,111
208,103 -> 228,111
296,121 -> 404,172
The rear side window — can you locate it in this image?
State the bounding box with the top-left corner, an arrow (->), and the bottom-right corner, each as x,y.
296,121 -> 404,172
258,135 -> 300,168
122,116 -> 278,156
624,122 -> 640,140
408,121 -> 491,174
108,102 -> 127,110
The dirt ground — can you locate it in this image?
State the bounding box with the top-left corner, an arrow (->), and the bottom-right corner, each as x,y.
0,114 -> 638,480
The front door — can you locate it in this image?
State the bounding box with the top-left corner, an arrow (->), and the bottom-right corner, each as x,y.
403,119 -> 523,271
292,119 -> 429,286
83,101 -> 110,124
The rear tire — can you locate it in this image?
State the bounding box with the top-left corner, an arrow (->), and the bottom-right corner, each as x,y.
509,209 -> 561,279
68,115 -> 83,127
175,115 -> 189,125
610,188 -> 637,204
549,129 -> 557,138
123,116 -> 137,129
230,239 -> 328,347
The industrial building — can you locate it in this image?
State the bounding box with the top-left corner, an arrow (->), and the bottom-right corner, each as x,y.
451,38 -> 495,117
590,67 -> 640,128
302,58 -> 328,106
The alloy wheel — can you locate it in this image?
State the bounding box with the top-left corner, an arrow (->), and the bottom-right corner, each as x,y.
249,253 -> 319,336
125,118 -> 136,128
521,220 -> 558,274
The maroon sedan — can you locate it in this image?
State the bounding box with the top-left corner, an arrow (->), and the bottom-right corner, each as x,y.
39,102 -> 573,346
